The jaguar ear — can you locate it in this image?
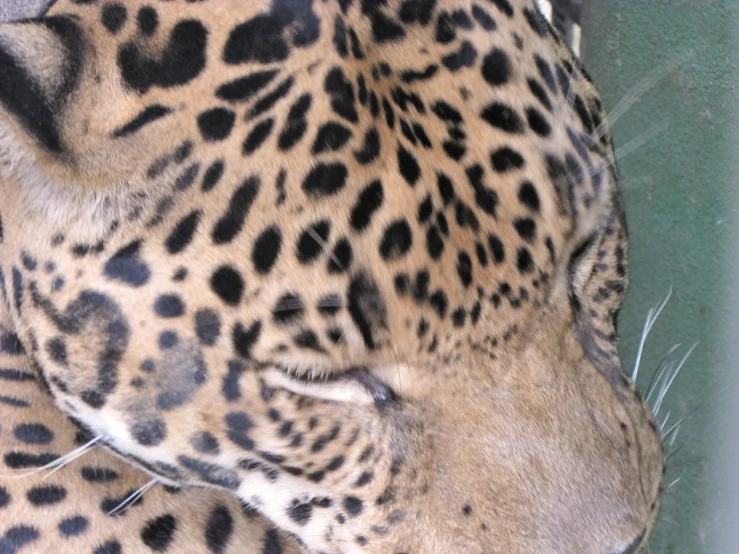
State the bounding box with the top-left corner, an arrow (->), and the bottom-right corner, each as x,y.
0,16 -> 84,156
568,189 -> 630,389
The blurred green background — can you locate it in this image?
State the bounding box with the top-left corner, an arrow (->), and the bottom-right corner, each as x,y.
582,1 -> 739,552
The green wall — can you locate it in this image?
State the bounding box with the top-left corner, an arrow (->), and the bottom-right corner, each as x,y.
581,1 -> 739,552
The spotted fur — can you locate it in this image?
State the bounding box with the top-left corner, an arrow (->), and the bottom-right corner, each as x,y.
0,0 -> 663,552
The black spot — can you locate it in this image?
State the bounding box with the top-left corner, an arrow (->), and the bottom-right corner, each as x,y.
488,234 -> 505,263
295,330 -> 323,352
13,423 -> 53,445
489,0 -> 513,17
200,160 -> 225,193
397,145 -> 421,186
222,360 -> 247,401
400,64 -> 439,83
514,218 -> 536,242
517,247 -> 534,273
102,3 -> 127,34
0,488 -> 9,509
379,220 -> 413,260
535,55 -> 557,94
59,515 -> 88,537
105,240 -> 150,287
328,238 -> 353,273
137,6 -> 158,35
466,164 -> 498,216
0,525 -> 39,552
191,431 -> 220,454
262,528 -> 283,554
141,514 -> 177,552
252,226 -> 282,274
526,107 -> 551,136
302,163 -> 348,199
343,496 -> 364,516
247,76 -> 295,119
243,118 -> 275,155
523,7 -> 547,36
432,101 -> 463,125
348,272 -> 388,350
232,321 -> 262,358
426,226 -> 444,259
118,20 -> 208,94
527,78 -> 552,111
278,94 -> 312,150
131,417 -> 167,446
197,108 -> 236,141
370,10 -> 405,42
481,102 -> 524,133
112,105 -> 172,137
399,0 -> 437,25
435,11 -> 456,43
457,252 -> 473,287
354,127 -> 381,165
205,505 -> 234,554
288,500 -> 312,526
350,180 -> 384,232
154,294 -> 185,318
210,266 -> 244,306
273,293 -> 304,325
159,330 -> 179,350
0,332 -> 23,355
4,452 -> 60,469
0,367 -> 34,382
442,41 -> 477,71
46,337 -> 68,365
94,540 -> 122,554
27,485 -> 66,506
81,466 -> 120,482
518,181 -> 540,211
12,267 -> 23,312
490,146 -> 524,172
325,67 -> 358,123
29,289 -> 129,408
216,70 -> 278,102
471,4 -> 496,29
313,122 -> 353,154
165,210 -> 201,255
481,48 -> 511,86
223,0 -> 319,64
296,220 -> 331,263
212,176 -> 260,244
413,270 -> 430,302
333,14 -> 348,57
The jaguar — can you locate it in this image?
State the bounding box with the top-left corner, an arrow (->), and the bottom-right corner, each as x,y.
0,0 -> 664,552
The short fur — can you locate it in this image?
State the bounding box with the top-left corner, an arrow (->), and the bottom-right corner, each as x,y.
0,1 -> 663,552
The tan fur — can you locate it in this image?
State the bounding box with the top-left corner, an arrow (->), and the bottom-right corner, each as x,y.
0,1 -> 663,552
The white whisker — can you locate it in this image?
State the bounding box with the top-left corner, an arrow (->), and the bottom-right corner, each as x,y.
667,476 -> 681,489
593,52 -> 692,143
632,289 -> 673,381
107,478 -> 158,516
646,360 -> 673,404
668,425 -> 680,448
0,435 -> 102,480
613,121 -> 670,164
660,411 -> 671,432
654,343 -> 697,414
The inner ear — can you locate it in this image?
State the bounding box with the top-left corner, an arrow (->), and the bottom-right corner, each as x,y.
567,196 -> 630,389
0,16 -> 84,156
